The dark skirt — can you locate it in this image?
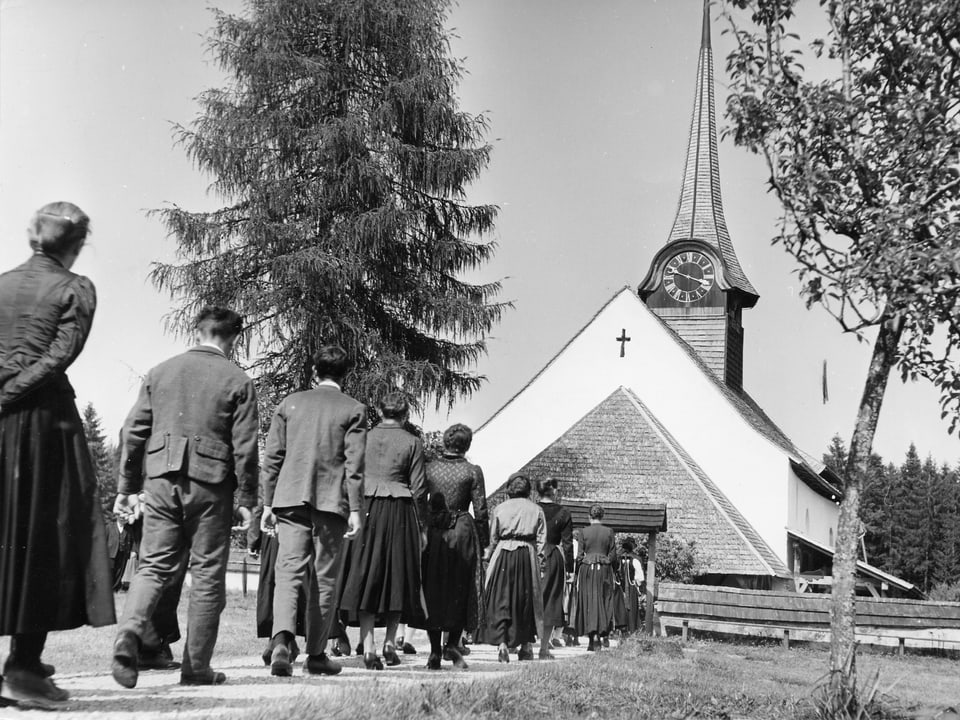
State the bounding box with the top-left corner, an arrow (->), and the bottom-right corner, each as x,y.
571,563 -> 616,636
0,390 -> 115,634
419,512 -> 485,632
256,532 -> 309,638
541,544 -> 566,627
337,496 -> 424,626
481,546 -> 538,646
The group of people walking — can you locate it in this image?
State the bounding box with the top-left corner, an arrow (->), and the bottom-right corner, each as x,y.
0,201 -> 645,710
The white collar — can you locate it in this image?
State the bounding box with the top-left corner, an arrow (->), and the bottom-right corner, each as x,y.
317,379 -> 341,390
198,341 -> 225,355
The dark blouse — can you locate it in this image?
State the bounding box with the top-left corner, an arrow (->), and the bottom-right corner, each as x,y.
539,501 -> 574,573
578,523 -> 617,566
424,453 -> 489,546
0,253 -> 96,406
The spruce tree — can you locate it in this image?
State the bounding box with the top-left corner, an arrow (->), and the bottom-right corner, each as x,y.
151,0 -> 506,410
81,402 -> 118,518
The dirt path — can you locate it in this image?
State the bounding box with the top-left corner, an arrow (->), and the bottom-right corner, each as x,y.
1,641 -> 589,719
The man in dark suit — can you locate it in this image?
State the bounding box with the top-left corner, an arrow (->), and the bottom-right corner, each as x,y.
260,345 -> 366,677
110,307 -> 259,688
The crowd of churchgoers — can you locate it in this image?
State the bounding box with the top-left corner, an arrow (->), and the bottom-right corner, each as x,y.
0,202 -> 645,710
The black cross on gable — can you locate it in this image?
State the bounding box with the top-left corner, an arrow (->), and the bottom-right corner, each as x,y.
616,328 -> 631,357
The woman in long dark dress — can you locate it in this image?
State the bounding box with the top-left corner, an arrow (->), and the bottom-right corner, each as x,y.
616,537 -> 645,634
418,423 -> 488,670
571,503 -> 618,651
337,392 -> 426,670
536,477 -> 572,659
481,473 -> 546,663
0,202 -> 115,708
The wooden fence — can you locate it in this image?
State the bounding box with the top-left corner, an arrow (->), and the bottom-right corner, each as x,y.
656,583 -> 960,654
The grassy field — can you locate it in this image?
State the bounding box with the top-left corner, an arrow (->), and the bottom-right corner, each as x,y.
36,590 -> 960,719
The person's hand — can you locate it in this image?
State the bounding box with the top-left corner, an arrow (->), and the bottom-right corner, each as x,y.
344,510 -> 362,539
260,506 -> 276,535
234,506 -> 252,532
420,530 -> 428,550
114,493 -> 140,524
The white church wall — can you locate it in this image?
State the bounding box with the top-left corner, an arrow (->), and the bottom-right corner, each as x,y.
471,289 -> 808,567
789,471 -> 840,549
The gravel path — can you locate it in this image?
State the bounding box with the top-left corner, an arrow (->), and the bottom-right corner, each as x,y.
0,641 -> 590,719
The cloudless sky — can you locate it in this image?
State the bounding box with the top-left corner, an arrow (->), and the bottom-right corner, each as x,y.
1,0 -> 956,469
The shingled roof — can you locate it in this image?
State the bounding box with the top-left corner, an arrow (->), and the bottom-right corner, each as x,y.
489,386 -> 792,579
655,0 -> 758,301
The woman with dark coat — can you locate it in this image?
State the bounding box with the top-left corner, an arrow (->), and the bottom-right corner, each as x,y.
0,202 -> 115,708
536,477 -> 573,659
336,392 -> 427,670
418,423 -> 488,670
481,473 -> 546,663
571,503 -> 618,651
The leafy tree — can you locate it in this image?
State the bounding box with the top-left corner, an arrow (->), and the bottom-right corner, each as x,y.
722,0 -> 960,701
151,0 -> 507,411
81,402 -> 117,518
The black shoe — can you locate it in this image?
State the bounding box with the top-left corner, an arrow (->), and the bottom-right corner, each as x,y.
497,647 -> 509,664
443,645 -> 468,669
355,642 -> 364,656
426,652 -> 441,670
550,638 -> 564,648
139,640 -> 180,670
400,640 -> 417,655
517,647 -> 534,661
111,630 -> 141,689
270,643 -> 292,677
458,644 -> 471,656
304,653 -> 341,676
382,644 -> 401,666
363,653 -> 384,671
179,670 -> 226,685
2,669 -> 69,710
586,639 -> 597,652
602,636 -> 610,648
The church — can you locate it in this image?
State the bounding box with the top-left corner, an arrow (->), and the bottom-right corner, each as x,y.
469,1 -> 915,597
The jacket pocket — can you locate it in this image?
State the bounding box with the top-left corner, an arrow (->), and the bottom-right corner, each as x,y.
187,436 -> 232,485
144,434 -> 187,478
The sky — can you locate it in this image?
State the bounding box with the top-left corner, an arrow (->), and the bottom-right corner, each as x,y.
1,0 -> 957,469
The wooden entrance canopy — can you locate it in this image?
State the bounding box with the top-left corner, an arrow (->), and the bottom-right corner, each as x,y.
564,500 -> 667,634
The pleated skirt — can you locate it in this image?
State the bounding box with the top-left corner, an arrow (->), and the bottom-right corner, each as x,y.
0,390 -> 115,634
419,512 -> 485,632
571,563 -> 616,636
541,544 -> 566,627
337,496 -> 424,626
481,546 -> 538,646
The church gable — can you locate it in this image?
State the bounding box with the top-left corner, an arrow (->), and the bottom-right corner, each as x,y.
491,386 -> 788,578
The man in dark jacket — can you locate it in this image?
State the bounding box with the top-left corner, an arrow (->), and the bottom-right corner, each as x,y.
260,345 -> 366,677
110,307 -> 259,688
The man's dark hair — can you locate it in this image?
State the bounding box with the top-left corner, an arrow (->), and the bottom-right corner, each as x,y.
313,345 -> 351,381
506,473 -> 531,499
195,307 -> 243,339
379,392 -> 409,420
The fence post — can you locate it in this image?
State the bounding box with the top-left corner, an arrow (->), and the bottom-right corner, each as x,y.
782,629 -> 790,649
644,532 -> 658,635
242,555 -> 248,597
898,637 -> 905,657
681,619 -> 689,642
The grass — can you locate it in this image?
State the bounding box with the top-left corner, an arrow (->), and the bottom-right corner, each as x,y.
36,590 -> 960,719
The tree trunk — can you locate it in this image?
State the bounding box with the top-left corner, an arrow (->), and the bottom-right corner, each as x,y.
829,312 -> 904,704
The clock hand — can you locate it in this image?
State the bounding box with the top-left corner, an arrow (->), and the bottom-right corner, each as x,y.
671,270 -> 710,287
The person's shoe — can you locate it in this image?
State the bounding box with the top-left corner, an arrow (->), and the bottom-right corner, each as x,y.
563,633 -> 579,647
602,636 -> 610,648
399,640 -> 417,654
179,670 -> 226,685
517,646 -> 535,661
382,644 -> 401,666
330,637 -> 351,658
355,642 -> 364,656
497,646 -> 509,663
111,630 -> 141,689
3,668 -> 69,709
363,653 -> 384,671
426,652 -> 441,670
458,643 -> 471,656
304,653 -> 341,676
139,640 -> 180,670
2,660 -> 54,678
586,638 -> 597,652
270,643 -> 292,677
539,649 -> 556,660
443,645 -> 468,669
550,638 -> 564,648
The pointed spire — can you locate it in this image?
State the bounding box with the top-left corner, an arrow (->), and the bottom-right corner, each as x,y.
666,0 -> 757,300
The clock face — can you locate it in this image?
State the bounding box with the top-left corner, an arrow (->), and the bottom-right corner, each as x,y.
662,251 -> 716,303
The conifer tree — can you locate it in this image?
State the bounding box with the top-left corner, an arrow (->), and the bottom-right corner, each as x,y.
151,0 -> 507,410
81,402 -> 118,518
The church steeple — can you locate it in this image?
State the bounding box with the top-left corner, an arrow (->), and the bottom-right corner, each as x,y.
666,0 -> 757,301
638,0 -> 758,392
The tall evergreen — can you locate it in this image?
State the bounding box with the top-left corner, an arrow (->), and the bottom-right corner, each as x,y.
151,0 -> 507,410
81,402 -> 117,518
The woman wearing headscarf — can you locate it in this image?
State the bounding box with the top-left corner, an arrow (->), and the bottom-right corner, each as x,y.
0,202 -> 115,708
481,473 -> 546,663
